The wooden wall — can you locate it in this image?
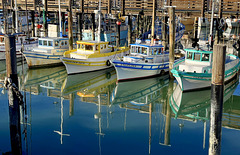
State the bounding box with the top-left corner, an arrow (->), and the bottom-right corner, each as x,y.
0,0 -> 239,15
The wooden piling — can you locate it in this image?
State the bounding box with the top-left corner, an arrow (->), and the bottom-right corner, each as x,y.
77,13 -> 83,40
136,15 -> 140,38
31,11 -> 35,37
12,10 -> 16,33
151,0 -> 156,44
62,12 -> 65,35
5,34 -> 22,155
208,44 -> 226,155
116,15 -> 121,47
69,94 -> 74,116
165,79 -> 173,146
43,0 -> 48,37
201,0 -> 207,18
193,17 -> 199,47
162,16 -> 167,51
108,0 -> 111,14
121,0 -> 125,16
92,13 -> 96,41
168,7 -> 176,79
68,0 -> 73,50
127,15 -> 132,46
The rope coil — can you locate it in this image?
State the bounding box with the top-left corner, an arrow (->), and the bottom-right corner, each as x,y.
4,77 -> 24,105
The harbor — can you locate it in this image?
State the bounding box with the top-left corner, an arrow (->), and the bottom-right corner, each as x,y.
1,0 -> 240,154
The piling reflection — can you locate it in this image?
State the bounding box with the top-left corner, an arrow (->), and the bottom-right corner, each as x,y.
1,64 -> 240,154
170,76 -> 239,152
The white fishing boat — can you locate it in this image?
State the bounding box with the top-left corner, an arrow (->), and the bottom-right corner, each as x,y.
61,40 -> 129,74
111,39 -> 184,81
226,18 -> 240,28
0,34 -> 38,61
23,37 -> 69,68
171,48 -> 240,92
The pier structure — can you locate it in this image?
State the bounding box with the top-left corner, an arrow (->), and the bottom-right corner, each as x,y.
0,0 -> 239,17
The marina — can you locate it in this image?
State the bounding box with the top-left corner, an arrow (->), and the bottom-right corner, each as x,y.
0,0 -> 240,154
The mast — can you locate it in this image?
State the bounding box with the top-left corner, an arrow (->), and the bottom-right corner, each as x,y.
59,0 -> 62,37
98,0 -> 101,42
54,97 -> 70,144
15,0 -> 18,33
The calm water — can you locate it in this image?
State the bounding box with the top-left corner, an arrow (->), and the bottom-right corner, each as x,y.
0,64 -> 240,155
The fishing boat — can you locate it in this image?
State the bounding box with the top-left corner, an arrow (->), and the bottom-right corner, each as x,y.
171,48 -> 240,92
61,40 -> 129,75
0,34 -> 38,61
23,37 -> 69,68
111,39 -> 184,81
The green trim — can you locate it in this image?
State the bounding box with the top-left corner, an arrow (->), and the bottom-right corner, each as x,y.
184,48 -> 212,54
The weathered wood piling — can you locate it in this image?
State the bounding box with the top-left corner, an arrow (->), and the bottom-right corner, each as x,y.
168,6 -> 176,79
209,44 -> 226,155
5,34 -> 22,155
68,0 -> 73,50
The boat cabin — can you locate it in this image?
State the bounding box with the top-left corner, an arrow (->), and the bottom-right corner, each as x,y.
38,38 -> 69,49
179,49 -> 213,73
76,41 -> 110,54
130,44 -> 165,56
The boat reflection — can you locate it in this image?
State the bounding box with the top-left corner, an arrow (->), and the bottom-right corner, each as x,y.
61,67 -> 117,98
111,75 -> 169,106
24,66 -> 67,95
170,77 -> 239,120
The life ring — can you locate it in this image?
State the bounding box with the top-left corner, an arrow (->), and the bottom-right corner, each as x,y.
106,60 -> 111,66
106,72 -> 111,79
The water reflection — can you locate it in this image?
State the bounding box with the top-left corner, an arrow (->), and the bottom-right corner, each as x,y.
170,77 -> 239,121
170,76 -> 239,152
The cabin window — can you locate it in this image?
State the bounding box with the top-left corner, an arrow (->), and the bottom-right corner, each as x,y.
48,41 -> 53,46
187,52 -> 193,60
61,41 -> 64,46
100,45 -> 103,50
81,44 -> 85,49
142,47 -> 148,55
131,46 -> 136,53
104,45 -> 106,49
55,41 -> 59,47
43,40 -> 47,46
151,48 -> 161,55
194,53 -> 201,61
77,44 -> 80,49
39,40 -> 43,45
202,53 -> 210,61
85,45 -> 93,50
96,45 -> 99,50
136,47 -> 142,54
65,41 -> 68,45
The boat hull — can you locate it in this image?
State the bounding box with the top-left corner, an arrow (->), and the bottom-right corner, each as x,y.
23,51 -> 64,68
112,61 -> 168,81
62,51 -> 128,75
112,58 -> 184,81
172,65 -> 239,92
